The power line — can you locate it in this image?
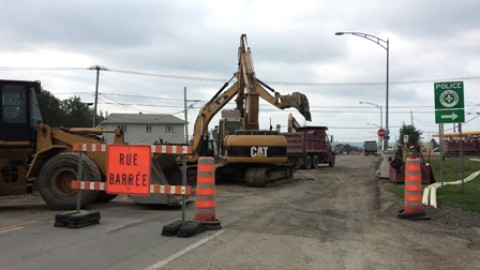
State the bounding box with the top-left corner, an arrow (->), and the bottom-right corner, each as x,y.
2,66 -> 480,86
98,102 -> 185,108
107,68 -> 224,82
0,66 -> 88,71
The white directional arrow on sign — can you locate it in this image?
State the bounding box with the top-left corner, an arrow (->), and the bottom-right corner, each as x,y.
440,112 -> 458,120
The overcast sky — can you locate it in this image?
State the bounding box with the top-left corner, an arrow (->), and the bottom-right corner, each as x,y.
1,0 -> 479,144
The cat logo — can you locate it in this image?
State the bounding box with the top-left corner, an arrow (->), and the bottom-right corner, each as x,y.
250,146 -> 268,158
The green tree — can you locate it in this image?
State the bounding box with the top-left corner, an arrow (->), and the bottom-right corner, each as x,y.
398,124 -> 422,147
37,89 -> 66,126
38,89 -> 103,127
62,96 -> 93,127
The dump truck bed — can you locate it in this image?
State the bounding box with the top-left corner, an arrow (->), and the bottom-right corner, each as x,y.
282,126 -> 331,154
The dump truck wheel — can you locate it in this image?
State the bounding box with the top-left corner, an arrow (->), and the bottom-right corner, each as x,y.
329,155 -> 335,167
303,155 -> 312,169
38,152 -> 100,210
312,155 -> 319,169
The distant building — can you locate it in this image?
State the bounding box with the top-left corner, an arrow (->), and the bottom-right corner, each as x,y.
99,113 -> 186,144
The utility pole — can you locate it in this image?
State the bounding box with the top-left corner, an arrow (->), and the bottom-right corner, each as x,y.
89,65 -> 108,127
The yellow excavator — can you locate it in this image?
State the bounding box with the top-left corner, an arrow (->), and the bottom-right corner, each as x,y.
189,34 -> 311,186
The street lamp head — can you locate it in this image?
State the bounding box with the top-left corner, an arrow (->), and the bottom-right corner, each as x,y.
335,32 -> 345,36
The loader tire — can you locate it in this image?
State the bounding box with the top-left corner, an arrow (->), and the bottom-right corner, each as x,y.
38,152 -> 100,210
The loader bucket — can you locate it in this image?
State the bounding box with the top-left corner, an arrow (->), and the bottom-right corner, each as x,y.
288,92 -> 311,121
129,154 -> 186,205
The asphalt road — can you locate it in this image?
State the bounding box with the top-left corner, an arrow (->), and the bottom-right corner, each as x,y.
1,155 -> 479,270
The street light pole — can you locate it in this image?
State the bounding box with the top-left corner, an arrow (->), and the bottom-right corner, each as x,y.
359,101 -> 383,129
336,31 -> 389,149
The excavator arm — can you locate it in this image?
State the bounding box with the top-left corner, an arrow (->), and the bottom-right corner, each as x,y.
191,81 -> 239,156
237,34 -> 311,128
255,80 -> 311,122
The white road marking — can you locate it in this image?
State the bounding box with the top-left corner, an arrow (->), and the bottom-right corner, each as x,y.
0,220 -> 42,234
0,225 -> 25,234
144,230 -> 225,270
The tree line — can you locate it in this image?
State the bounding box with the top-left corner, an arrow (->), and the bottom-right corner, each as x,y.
38,89 -> 104,127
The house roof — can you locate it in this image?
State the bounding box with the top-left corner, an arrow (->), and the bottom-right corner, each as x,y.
100,113 -> 185,125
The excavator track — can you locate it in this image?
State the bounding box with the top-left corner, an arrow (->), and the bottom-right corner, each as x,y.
244,165 -> 294,187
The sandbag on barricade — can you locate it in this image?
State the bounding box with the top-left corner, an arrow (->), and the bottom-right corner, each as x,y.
54,210 -> 101,228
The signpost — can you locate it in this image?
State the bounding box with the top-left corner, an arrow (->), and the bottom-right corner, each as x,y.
434,81 -> 464,123
377,128 -> 385,138
434,81 -> 465,191
106,145 -> 151,195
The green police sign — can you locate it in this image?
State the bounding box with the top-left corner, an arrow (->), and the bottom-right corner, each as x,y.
434,81 -> 464,123
435,81 -> 464,109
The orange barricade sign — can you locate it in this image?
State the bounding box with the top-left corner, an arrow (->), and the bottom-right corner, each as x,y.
106,145 -> 151,195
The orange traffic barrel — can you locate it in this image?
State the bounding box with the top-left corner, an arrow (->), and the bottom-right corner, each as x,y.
398,157 -> 428,219
193,156 -> 221,229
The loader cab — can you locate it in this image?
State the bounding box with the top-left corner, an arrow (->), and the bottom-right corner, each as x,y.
0,80 -> 43,144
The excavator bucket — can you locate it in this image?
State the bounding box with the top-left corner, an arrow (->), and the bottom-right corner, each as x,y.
288,92 -> 311,121
129,154 -> 186,205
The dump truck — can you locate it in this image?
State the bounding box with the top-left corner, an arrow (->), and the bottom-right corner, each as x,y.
188,34 -> 311,186
0,79 -> 183,209
363,140 -> 378,156
281,113 -> 335,169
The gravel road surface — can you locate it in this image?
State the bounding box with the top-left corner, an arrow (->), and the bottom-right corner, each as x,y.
0,154 -> 479,269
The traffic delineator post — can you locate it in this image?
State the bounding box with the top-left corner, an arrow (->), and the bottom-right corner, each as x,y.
398,157 -> 430,220
193,156 -> 221,229
162,156 -> 221,238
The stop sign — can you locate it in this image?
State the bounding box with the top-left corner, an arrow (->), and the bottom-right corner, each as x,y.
377,128 -> 385,137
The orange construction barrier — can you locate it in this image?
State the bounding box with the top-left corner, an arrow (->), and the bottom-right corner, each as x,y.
398,157 -> 428,219
193,156 -> 221,229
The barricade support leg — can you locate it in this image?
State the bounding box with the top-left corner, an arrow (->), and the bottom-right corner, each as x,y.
54,152 -> 101,228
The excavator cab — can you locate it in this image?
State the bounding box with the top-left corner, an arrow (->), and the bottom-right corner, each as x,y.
217,109 -> 244,157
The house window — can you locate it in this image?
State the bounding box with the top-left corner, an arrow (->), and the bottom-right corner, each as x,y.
146,125 -> 152,133
165,125 -> 174,133
117,125 -> 127,132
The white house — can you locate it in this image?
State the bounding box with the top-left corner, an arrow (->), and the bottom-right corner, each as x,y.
99,113 -> 186,144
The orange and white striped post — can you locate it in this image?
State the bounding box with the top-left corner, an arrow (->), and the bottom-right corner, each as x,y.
193,156 -> 221,229
398,157 -> 428,219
